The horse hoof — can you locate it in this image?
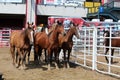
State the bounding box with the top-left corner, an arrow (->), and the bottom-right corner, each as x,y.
48,64 -> 51,70
48,68 -> 51,71
67,64 -> 70,68
63,67 -> 66,69
56,67 -> 59,70
18,66 -> 26,70
15,64 -> 19,68
111,61 -> 118,64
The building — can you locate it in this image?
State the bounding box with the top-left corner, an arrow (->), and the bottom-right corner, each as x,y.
87,0 -> 120,21
0,0 -> 103,29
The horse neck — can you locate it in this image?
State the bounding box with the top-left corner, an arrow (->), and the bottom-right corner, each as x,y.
65,29 -> 74,42
50,28 -> 60,42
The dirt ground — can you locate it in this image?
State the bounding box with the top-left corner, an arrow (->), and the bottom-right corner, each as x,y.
0,48 -> 119,80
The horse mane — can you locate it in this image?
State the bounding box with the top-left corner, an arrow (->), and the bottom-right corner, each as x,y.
48,24 -> 63,37
67,26 -> 76,34
48,30 -> 53,37
41,25 -> 48,32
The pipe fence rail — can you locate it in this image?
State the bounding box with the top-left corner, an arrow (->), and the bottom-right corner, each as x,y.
0,29 -> 11,47
71,21 -> 120,78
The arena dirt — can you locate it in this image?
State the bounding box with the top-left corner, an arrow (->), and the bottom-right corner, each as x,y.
0,48 -> 119,80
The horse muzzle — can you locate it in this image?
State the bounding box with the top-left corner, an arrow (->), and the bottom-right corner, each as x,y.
30,41 -> 34,46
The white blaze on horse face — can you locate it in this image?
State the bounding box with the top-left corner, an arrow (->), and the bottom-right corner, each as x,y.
45,28 -> 49,34
76,27 -> 80,39
30,31 -> 34,43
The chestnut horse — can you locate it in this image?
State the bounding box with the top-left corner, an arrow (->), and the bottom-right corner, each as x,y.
10,22 -> 34,69
34,27 -> 49,64
58,26 -> 80,68
103,30 -> 119,63
47,24 -> 66,70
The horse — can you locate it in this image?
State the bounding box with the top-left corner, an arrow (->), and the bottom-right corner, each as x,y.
10,22 -> 35,69
47,23 -> 66,70
58,25 -> 80,68
34,26 -> 49,64
103,30 -> 120,63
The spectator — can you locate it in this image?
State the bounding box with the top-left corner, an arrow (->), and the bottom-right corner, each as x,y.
37,24 -> 43,32
49,19 -> 60,33
63,18 -> 71,28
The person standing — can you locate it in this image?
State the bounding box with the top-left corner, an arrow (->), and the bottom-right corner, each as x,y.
63,18 -> 71,28
37,24 -> 43,32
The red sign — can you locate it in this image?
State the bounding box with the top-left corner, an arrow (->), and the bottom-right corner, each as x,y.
48,17 -> 85,28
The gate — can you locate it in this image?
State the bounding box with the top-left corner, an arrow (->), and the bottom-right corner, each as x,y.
72,26 -> 96,70
0,29 -> 11,47
71,22 -> 120,78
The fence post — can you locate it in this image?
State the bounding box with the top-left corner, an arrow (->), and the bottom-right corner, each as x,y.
92,26 -> 97,70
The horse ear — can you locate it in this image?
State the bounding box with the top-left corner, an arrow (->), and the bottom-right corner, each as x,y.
32,22 -> 34,25
27,22 -> 29,25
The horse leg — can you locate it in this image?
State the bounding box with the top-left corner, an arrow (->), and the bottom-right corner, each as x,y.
47,47 -> 54,70
50,50 -> 53,64
44,49 -> 47,63
105,48 -> 109,63
23,50 -> 27,66
38,47 -> 42,64
111,49 -> 114,63
54,49 -> 59,69
16,48 -> 21,68
67,49 -> 71,68
63,49 -> 67,68
58,47 -> 63,62
10,46 -> 15,66
47,48 -> 52,70
20,50 -> 27,70
27,46 -> 32,64
15,49 -> 19,67
34,46 -> 39,64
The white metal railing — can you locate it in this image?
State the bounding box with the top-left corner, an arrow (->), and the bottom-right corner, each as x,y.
0,29 -> 11,47
71,22 -> 120,78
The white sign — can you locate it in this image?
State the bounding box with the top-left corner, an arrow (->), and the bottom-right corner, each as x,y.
44,0 -> 55,4
0,0 -> 22,3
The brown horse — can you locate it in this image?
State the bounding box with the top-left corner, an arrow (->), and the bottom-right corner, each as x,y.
34,27 -> 49,64
103,30 -> 120,63
47,24 -> 66,70
10,22 -> 35,69
58,26 -> 80,68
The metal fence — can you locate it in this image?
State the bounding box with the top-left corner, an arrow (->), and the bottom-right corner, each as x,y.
71,22 -> 120,78
0,29 -> 11,47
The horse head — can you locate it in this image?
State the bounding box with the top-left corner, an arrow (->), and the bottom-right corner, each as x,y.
55,24 -> 66,36
26,22 -> 35,45
70,25 -> 80,39
103,30 -> 110,37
